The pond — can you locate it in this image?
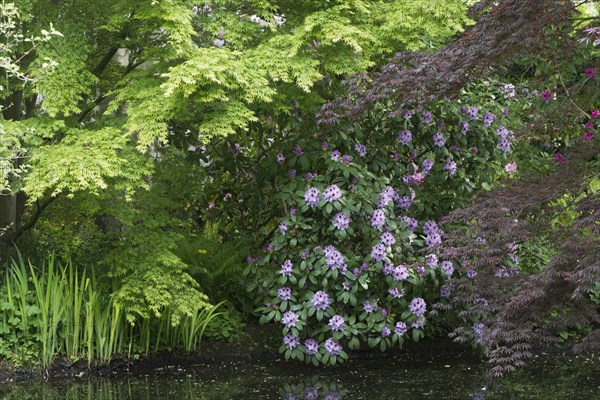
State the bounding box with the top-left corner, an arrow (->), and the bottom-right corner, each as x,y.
1,342 -> 598,399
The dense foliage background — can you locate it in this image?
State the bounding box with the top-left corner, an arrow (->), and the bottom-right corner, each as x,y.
0,0 -> 598,373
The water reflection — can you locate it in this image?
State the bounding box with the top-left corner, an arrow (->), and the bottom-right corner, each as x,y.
279,378 -> 346,400
0,351 -> 598,399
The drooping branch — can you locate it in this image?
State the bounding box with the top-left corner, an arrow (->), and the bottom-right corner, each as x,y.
318,0 -> 578,125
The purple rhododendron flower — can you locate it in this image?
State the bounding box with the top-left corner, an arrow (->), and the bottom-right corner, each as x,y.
324,338 -> 342,355
363,300 -> 378,314
409,297 -> 427,317
426,233 -> 442,247
397,195 -> 412,210
328,315 -> 345,331
283,333 -> 300,349
432,132 -> 446,147
323,185 -> 342,203
403,109 -> 413,119
422,159 -> 434,173
423,220 -> 440,235
280,259 -> 293,276
282,311 -> 299,328
505,162 -> 518,173
380,231 -> 396,246
441,261 -> 454,276
483,112 -> 496,127
371,243 -> 387,262
279,221 -> 287,234
399,216 -> 418,231
382,263 -> 394,275
371,209 -> 386,228
466,269 -> 477,278
389,287 -> 405,299
460,105 -> 468,114
412,317 -> 425,329
498,139 -> 512,152
304,338 -> 319,355
467,106 -> 479,120
304,187 -> 320,207
392,265 -> 409,281
422,111 -> 433,124
276,153 -> 285,164
330,149 -> 341,161
332,212 -> 350,230
459,121 -> 469,134
444,158 -> 457,175
278,286 -> 292,300
312,291 -> 331,310
341,154 -> 351,164
288,169 -> 296,179
473,322 -> 485,337
425,254 -> 438,267
323,245 -> 347,271
440,286 -> 451,297
381,327 -> 391,337
322,141 -> 329,150
397,130 -> 413,145
293,146 -> 303,155
395,321 -> 407,336
592,110 -> 599,119
379,186 -> 396,207
503,84 -> 516,97
497,126 -> 514,139
355,143 -> 367,157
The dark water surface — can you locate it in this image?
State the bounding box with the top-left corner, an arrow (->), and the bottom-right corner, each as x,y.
1,346 -> 598,399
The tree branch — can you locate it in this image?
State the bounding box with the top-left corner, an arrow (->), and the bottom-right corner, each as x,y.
16,195 -> 58,239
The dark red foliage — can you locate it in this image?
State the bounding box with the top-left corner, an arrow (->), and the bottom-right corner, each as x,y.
437,141 -> 600,376
318,0 -> 577,125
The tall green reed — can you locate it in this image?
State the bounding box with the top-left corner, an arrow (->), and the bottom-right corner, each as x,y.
0,255 -> 221,369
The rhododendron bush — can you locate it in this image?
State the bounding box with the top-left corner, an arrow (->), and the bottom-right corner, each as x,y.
244,85 -> 520,364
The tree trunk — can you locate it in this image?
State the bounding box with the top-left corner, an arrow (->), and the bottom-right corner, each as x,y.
1,90 -> 24,265
0,191 -> 17,265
